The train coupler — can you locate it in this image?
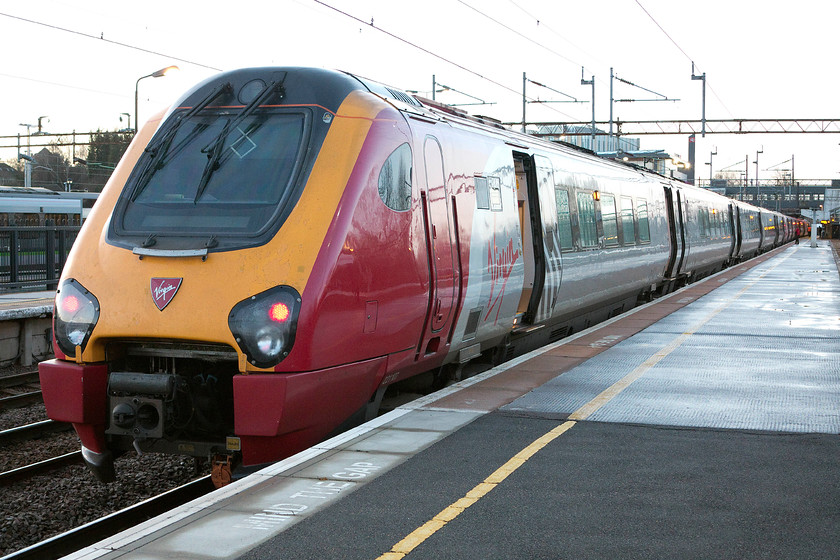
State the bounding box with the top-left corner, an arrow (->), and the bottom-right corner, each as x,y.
211,454 -> 234,488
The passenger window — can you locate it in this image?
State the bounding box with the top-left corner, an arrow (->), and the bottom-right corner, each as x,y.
621,196 -> 635,245
600,193 -> 619,247
636,199 -> 650,243
475,176 -> 490,209
576,191 -> 598,248
555,188 -> 573,250
378,143 -> 412,211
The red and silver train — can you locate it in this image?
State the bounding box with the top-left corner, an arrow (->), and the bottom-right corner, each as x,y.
39,67 -> 804,484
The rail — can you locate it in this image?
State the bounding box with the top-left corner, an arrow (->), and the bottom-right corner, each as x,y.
0,226 -> 80,291
3,476 -> 215,560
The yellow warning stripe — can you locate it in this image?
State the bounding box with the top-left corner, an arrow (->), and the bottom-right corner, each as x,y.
376,252 -> 791,559
377,421 -> 576,559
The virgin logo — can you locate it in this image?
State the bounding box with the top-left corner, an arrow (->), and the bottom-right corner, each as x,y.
150,278 -> 183,311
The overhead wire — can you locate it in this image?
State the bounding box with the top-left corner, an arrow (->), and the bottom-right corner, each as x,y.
455,0 -> 580,68
312,0 -> 579,120
0,11 -> 222,72
503,0 -> 610,81
0,72 -> 128,98
633,0 -> 734,118
1,3 -> 733,126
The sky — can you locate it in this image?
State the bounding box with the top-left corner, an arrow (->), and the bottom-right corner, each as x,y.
1,0 -> 838,181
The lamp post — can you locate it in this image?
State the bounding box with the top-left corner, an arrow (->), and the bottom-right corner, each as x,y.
135,65 -> 178,132
35,116 -> 49,135
18,123 -> 35,155
18,153 -> 62,190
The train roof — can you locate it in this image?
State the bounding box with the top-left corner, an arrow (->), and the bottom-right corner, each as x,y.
0,185 -> 62,196
352,75 -> 799,222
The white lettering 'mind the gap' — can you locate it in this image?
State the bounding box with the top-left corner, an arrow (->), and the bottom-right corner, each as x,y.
233,503 -> 308,531
233,461 -> 384,532
332,461 -> 382,480
290,480 -> 354,499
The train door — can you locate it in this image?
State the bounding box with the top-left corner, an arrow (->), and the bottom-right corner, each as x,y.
674,189 -> 688,275
513,152 -> 542,324
757,212 -> 766,248
731,204 -> 742,257
422,136 -> 458,335
663,185 -> 679,278
512,152 -> 562,326
532,155 -> 563,321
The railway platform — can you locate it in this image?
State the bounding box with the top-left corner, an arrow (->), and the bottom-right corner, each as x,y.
0,290 -> 54,320
58,240 -> 840,559
0,290 -> 54,367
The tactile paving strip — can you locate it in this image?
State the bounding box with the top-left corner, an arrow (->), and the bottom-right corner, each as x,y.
503,245 -> 840,434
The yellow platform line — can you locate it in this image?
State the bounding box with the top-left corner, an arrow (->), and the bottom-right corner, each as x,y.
376,252 -> 791,559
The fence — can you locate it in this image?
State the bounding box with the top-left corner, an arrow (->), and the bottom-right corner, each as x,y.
0,226 -> 80,291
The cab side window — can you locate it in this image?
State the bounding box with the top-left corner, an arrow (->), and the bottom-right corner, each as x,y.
378,143 -> 412,211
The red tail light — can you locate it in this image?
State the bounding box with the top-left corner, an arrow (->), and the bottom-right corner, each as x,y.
229,286 -> 301,368
54,279 -> 100,357
269,302 -> 290,323
62,295 -> 81,314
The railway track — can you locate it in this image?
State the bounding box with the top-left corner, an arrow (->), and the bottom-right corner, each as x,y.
3,476 -> 216,560
0,420 -> 77,484
0,370 -> 42,410
0,450 -> 82,484
0,419 -> 70,444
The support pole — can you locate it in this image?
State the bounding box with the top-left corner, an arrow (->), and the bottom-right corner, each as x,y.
609,67 -> 614,138
522,72 -> 527,133
581,67 -> 595,149
691,62 -> 706,137
745,155 -> 749,205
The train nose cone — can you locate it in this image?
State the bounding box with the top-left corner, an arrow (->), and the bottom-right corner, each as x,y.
112,402 -> 136,429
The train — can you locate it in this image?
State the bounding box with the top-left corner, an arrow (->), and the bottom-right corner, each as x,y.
0,186 -> 83,226
38,67 -> 806,485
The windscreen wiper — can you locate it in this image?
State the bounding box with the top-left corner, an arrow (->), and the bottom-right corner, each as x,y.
193,80 -> 284,203
129,82 -> 233,202
194,118 -> 232,203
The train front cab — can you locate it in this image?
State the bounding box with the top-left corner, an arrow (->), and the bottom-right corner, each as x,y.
39,68 -> 444,484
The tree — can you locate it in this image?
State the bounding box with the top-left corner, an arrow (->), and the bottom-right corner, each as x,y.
85,130 -> 131,168
81,130 -> 132,191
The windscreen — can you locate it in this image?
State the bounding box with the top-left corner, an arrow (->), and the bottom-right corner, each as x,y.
118,109 -> 308,236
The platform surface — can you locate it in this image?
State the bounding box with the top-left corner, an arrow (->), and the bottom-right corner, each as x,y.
62,242 -> 840,560
0,289 -> 54,320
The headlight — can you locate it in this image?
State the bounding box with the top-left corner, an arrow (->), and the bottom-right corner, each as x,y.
54,279 -> 100,358
228,286 -> 301,368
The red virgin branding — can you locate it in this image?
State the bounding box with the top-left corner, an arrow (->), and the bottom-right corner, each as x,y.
150,278 -> 183,311
485,237 -> 520,324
